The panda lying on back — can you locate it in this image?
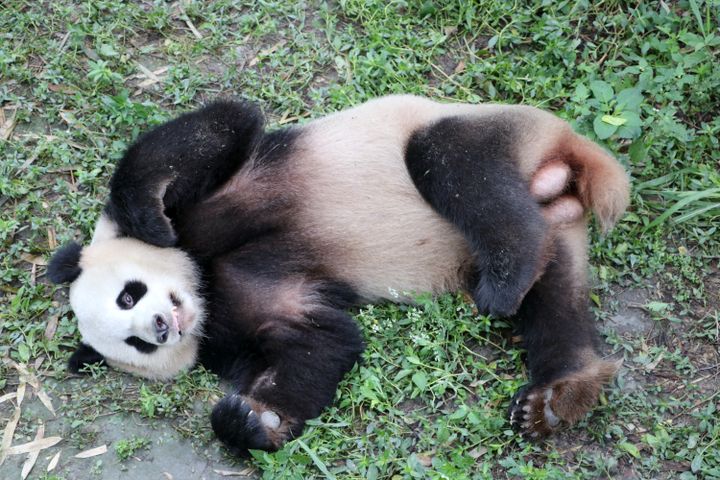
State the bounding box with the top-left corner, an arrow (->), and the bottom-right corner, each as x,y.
48,95 -> 629,454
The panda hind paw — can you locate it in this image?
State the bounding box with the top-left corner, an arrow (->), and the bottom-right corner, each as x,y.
508,385 -> 560,439
508,359 -> 618,440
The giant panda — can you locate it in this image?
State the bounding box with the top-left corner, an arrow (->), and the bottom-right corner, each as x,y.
47,95 -> 629,454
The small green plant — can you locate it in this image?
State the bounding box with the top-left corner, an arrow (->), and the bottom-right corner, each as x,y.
585,80 -> 644,140
87,60 -> 123,87
115,436 -> 151,461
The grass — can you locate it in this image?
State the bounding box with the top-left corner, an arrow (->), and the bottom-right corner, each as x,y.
1,0 -> 719,478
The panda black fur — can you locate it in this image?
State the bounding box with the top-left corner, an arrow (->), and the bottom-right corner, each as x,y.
47,95 -> 629,454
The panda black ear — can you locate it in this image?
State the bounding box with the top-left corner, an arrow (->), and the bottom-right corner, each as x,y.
68,343 -> 106,374
47,242 -> 83,284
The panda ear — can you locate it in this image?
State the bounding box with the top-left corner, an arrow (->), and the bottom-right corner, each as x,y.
47,242 -> 83,284
68,343 -> 106,374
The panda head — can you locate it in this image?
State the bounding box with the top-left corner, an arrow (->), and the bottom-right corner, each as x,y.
48,214 -> 204,380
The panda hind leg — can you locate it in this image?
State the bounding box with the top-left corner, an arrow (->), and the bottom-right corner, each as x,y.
508,222 -> 619,438
405,116 -> 550,317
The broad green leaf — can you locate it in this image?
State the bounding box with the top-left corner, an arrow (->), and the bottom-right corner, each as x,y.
573,83 -> 589,101
412,371 -> 428,390
593,115 -> 617,139
618,441 -> 641,459
621,111 -> 643,127
628,139 -> 648,164
17,343 -> 30,363
691,453 -> 703,473
589,80 -> 614,103
645,301 -> 670,313
98,43 -> 118,58
616,87 -> 643,111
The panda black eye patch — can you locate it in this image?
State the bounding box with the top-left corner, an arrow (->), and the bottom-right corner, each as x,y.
124,336 -> 158,354
116,281 -> 148,310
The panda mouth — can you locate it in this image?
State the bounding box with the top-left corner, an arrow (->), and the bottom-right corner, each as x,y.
169,292 -> 194,336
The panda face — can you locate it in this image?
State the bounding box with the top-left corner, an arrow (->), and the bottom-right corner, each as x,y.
67,233 -> 204,379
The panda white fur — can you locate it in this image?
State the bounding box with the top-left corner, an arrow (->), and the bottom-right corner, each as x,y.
48,95 -> 629,454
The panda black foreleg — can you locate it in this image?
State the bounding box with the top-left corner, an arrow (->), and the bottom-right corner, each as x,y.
405,116 -> 548,317
107,101 -> 265,247
508,223 -> 618,438
210,302 -> 364,454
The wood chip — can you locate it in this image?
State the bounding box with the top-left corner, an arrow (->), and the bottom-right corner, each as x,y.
47,227 -> 57,250
469,446 -> 488,459
1,108 -> 18,141
34,356 -> 45,371
137,66 -> 169,88
48,84 -> 78,95
454,61 -> 466,74
248,40 -> 286,67
213,468 -> 255,477
36,389 -> 56,417
21,253 -> 48,266
178,6 -> 203,40
0,407 -> 21,465
5,436 -> 62,456
17,380 -> 26,406
21,423 -> 44,479
0,392 -> 17,404
74,444 -> 107,458
137,63 -> 160,82
47,449 -> 61,472
44,315 -> 59,340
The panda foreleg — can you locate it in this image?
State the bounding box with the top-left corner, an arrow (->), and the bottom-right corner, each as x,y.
508,222 -> 619,438
107,101 -> 264,247
209,293 -> 364,454
405,116 -> 548,317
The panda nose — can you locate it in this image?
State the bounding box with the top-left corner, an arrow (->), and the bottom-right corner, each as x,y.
154,315 -> 169,344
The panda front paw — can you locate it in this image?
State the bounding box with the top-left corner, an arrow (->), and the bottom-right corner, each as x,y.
211,394 -> 295,455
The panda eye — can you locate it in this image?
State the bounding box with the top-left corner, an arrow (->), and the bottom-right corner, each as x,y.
121,292 -> 134,308
116,281 -> 148,310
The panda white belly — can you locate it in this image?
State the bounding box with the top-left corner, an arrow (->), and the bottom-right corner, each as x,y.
292,96 -> 475,301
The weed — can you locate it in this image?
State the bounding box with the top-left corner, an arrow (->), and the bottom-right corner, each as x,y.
114,436 -> 151,461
